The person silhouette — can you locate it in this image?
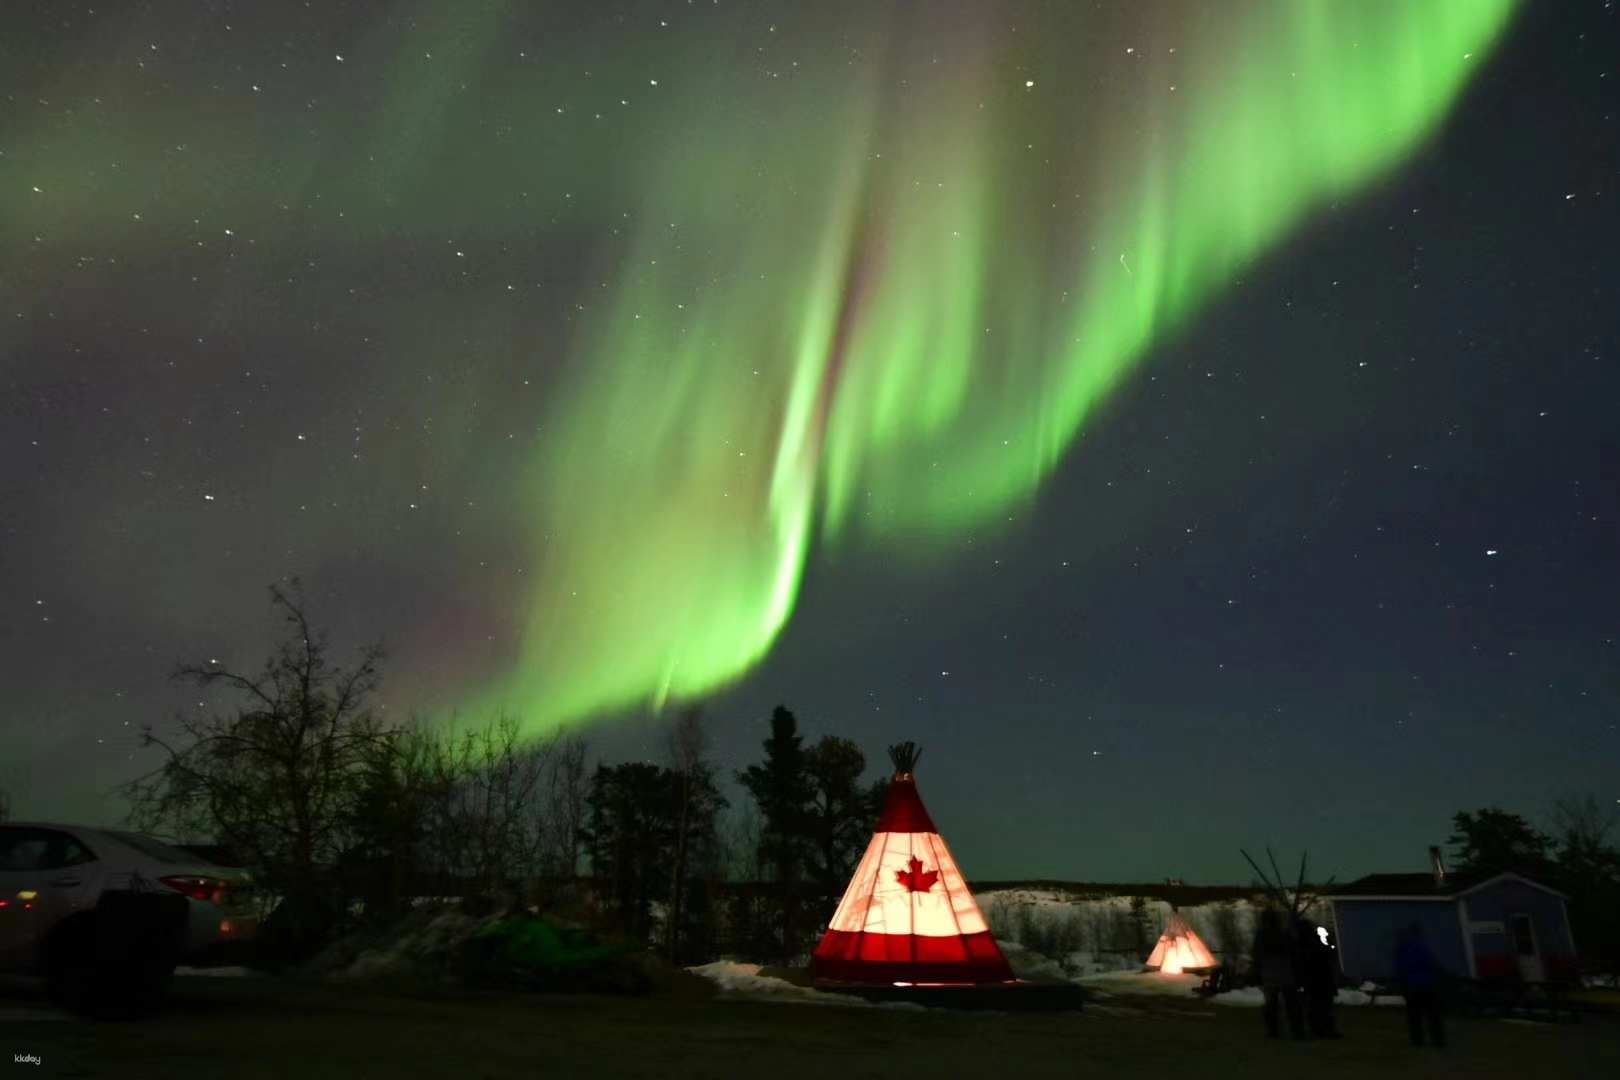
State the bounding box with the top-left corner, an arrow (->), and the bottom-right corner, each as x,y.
1300,923 -> 1341,1038
1251,909 -> 1304,1039
1395,923 -> 1446,1048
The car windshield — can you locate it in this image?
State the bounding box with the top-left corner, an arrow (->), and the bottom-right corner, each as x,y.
105,830 -> 202,865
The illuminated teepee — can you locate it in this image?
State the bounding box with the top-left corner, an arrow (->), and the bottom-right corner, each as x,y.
811,742 -> 1015,985
1144,910 -> 1218,975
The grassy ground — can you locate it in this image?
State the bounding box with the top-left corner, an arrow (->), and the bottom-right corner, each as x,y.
1,973 -> 1616,1079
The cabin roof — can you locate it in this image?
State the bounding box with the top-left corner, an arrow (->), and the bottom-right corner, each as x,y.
1327,870 -> 1566,902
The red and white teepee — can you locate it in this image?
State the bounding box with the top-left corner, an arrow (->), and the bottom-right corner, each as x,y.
811,743 -> 1014,985
1144,910 -> 1217,975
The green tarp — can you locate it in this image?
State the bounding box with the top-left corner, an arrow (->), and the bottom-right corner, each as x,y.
466,915 -> 640,978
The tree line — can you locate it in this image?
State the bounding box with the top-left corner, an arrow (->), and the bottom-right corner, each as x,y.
36,581 -> 1620,975
117,582 -> 889,966
1445,802 -> 1620,972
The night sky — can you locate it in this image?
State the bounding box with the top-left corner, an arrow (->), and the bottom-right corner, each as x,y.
3,2 -> 1615,884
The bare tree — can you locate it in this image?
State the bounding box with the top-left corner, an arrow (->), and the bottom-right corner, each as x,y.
1551,792 -> 1620,973
123,580 -> 388,941
721,804 -> 766,883
417,713 -> 549,906
667,706 -> 706,961
346,718 -> 439,917
543,733 -> 588,878
1552,793 -> 1620,854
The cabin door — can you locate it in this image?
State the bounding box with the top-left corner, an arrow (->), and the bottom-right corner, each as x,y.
1507,914 -> 1544,983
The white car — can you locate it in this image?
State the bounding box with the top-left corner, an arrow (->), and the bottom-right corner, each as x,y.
0,823 -> 261,987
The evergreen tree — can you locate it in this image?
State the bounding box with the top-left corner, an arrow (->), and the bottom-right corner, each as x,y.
802,735 -> 871,896
345,723 -> 433,918
736,706 -> 813,884
584,757 -> 725,948
1447,807 -> 1555,876
863,776 -> 888,828
736,705 -> 815,960
584,762 -> 673,941
1551,795 -> 1620,972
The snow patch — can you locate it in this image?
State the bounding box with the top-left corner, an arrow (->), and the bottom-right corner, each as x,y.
996,939 -> 1075,983
1065,951 -> 1142,978
314,909 -> 504,980
1338,989 -> 1405,1007
1080,970 -> 1401,1007
1079,970 -> 1205,998
175,965 -> 261,977
685,962 -> 923,1010
1205,985 -> 1400,1007
978,889 -> 1334,984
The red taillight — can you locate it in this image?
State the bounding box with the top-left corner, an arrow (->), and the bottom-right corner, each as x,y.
160,876 -> 229,904
0,899 -> 8,908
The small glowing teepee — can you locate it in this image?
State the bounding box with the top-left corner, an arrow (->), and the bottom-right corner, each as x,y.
811,742 -> 1014,985
1144,910 -> 1218,975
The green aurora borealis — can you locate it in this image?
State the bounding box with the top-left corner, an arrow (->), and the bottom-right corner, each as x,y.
3,1 -> 1519,736
507,1 -> 1517,731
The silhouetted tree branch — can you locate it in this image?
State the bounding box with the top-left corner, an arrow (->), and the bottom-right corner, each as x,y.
121,579 -> 389,957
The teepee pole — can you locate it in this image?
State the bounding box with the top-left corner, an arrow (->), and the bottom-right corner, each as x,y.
1240,848 -> 1276,897
1266,847 -> 1286,901
887,741 -> 922,776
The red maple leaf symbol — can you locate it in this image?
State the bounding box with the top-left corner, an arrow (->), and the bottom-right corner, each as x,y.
895,856 -> 939,894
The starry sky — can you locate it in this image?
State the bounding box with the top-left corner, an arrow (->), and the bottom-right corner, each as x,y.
2,1 -> 1615,884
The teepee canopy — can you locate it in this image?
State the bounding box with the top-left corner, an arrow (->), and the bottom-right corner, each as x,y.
1144,910 -> 1218,975
811,743 -> 1014,985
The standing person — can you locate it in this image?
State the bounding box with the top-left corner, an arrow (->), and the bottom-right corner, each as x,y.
1395,923 -> 1446,1048
1251,909 -> 1305,1039
1300,923 -> 1341,1038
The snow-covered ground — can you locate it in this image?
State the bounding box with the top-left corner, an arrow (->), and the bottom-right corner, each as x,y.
686,962 -> 924,1010
978,887 -> 1330,979
996,939 -> 1074,982
1080,970 -> 1207,998
1207,985 -> 1403,1008
332,909 -> 506,979
688,950 -> 1397,1013
977,885 -> 1401,1009
1078,970 -> 1403,1007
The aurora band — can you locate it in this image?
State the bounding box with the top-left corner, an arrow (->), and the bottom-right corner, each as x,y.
498,1 -> 1518,732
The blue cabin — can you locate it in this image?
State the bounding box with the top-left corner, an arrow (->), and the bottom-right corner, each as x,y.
1327,868 -> 1576,985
